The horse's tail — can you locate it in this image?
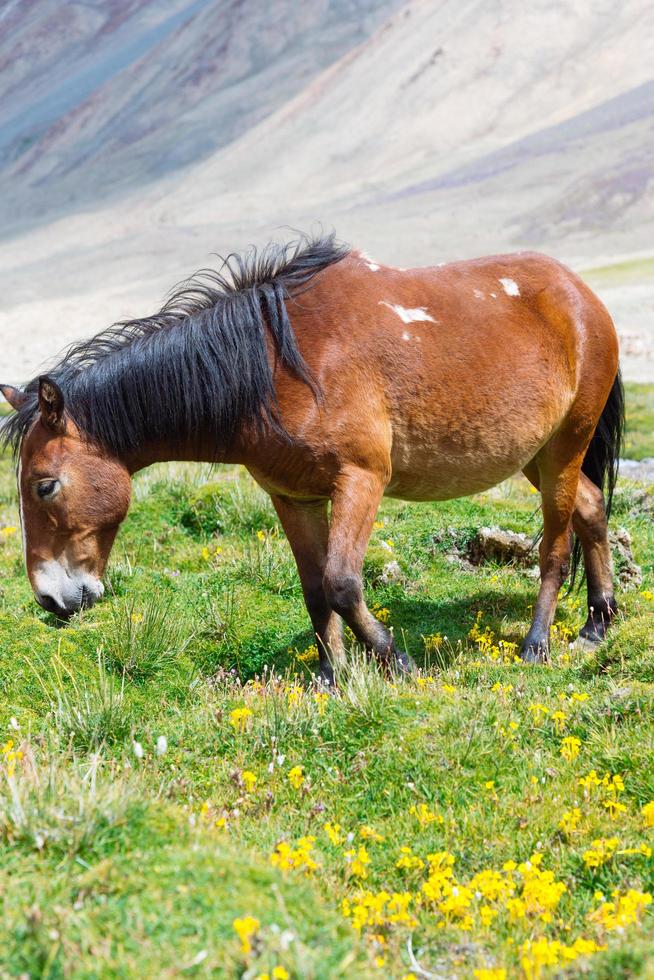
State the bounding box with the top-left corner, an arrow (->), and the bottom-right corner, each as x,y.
569,369 -> 625,585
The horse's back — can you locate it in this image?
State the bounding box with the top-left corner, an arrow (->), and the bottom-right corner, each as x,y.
274,249 -> 619,502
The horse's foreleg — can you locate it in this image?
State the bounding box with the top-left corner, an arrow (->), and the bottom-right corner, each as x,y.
521,458 -> 581,664
323,466 -> 414,675
572,473 -> 617,644
270,494 -> 344,686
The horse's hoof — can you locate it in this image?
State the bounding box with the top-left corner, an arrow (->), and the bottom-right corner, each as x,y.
393,650 -> 416,676
520,641 -> 549,665
315,667 -> 337,691
574,635 -> 602,653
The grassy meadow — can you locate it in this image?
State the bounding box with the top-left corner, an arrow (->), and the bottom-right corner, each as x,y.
0,386 -> 652,979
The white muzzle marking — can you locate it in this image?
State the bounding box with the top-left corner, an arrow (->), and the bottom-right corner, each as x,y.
33,560 -> 104,612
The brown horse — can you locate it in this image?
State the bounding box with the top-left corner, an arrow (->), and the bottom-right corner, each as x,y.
1,234 -> 623,684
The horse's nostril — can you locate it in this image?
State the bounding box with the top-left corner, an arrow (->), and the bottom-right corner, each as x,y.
80,586 -> 95,609
36,593 -> 71,619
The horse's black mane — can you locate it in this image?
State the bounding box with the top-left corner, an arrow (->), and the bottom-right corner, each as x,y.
1,233 -> 349,459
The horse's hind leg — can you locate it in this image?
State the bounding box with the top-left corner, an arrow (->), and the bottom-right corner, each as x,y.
322,465 -> 414,674
521,454 -> 581,663
572,473 -> 617,644
271,495 -> 345,686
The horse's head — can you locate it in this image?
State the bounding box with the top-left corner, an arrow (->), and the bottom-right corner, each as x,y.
1,378 -> 131,618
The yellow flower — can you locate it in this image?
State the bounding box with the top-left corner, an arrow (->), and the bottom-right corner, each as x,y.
441,683 -> 456,695
642,800 -> 654,828
233,915 -> 260,955
583,837 -> 618,868
0,526 -> 17,538
588,889 -> 652,931
396,846 -> 425,872
288,765 -> 304,790
271,836 -> 318,875
295,644 -> 319,664
409,803 -> 443,828
272,969 -> 289,980
372,606 -> 390,623
560,736 -> 581,761
229,707 -> 253,733
373,520 -> 384,530
313,691 -> 329,715
1,739 -> 23,778
603,798 -> 627,819
345,844 -> 371,878
550,710 -> 567,732
423,633 -> 443,653
256,530 -> 266,541
558,807 -> 581,835
241,770 -> 257,792
359,825 -> 385,842
474,970 -> 506,980
640,589 -> 654,601
324,821 -> 344,845
215,816 -> 228,831
528,703 -> 550,722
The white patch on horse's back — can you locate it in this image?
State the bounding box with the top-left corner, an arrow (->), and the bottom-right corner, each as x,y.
359,250 -> 380,272
17,459 -> 27,569
499,277 -> 520,297
379,301 -> 436,324
473,288 -> 485,300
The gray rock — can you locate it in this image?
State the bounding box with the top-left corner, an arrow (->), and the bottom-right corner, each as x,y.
467,526 -> 537,567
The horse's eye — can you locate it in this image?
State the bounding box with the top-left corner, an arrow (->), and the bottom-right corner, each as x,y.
37,479 -> 59,500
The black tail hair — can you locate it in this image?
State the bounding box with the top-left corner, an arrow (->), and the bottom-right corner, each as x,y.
569,370 -> 625,586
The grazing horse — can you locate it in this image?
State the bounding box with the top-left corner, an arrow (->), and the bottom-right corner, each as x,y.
1,234 -> 623,685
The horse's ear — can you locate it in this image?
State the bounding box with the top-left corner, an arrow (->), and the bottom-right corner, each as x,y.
38,376 -> 65,432
0,384 -> 29,411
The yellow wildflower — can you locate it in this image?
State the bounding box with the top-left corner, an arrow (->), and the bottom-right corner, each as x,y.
583,837 -> 618,868
396,846 -> 425,873
229,707 -> 253,733
233,915 -> 260,955
474,970 -> 506,980
1,739 -> 23,778
423,633 -> 443,654
588,889 -> 652,931
346,845 -> 371,878
324,821 -> 344,845
528,703 -> 550,722
241,770 -> 257,793
270,836 -> 318,875
296,644 -> 319,664
359,825 -> 384,842
550,709 -> 566,732
641,800 -> 654,828
313,691 -> 329,715
0,526 -> 17,538
558,807 -> 581,835
272,969 -> 289,980
288,765 -> 304,790
409,802 -> 443,828
560,735 -> 581,761
603,798 -> 627,819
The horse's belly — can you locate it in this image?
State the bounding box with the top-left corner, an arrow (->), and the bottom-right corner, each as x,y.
385,432 -> 546,501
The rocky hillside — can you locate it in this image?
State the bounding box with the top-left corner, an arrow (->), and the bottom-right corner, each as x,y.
0,0 -> 652,381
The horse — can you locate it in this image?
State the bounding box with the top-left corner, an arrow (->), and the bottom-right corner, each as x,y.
0,233 -> 623,685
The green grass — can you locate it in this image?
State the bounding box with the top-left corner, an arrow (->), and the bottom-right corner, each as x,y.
624,383 -> 654,460
581,256 -> 654,288
0,390 -> 653,978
